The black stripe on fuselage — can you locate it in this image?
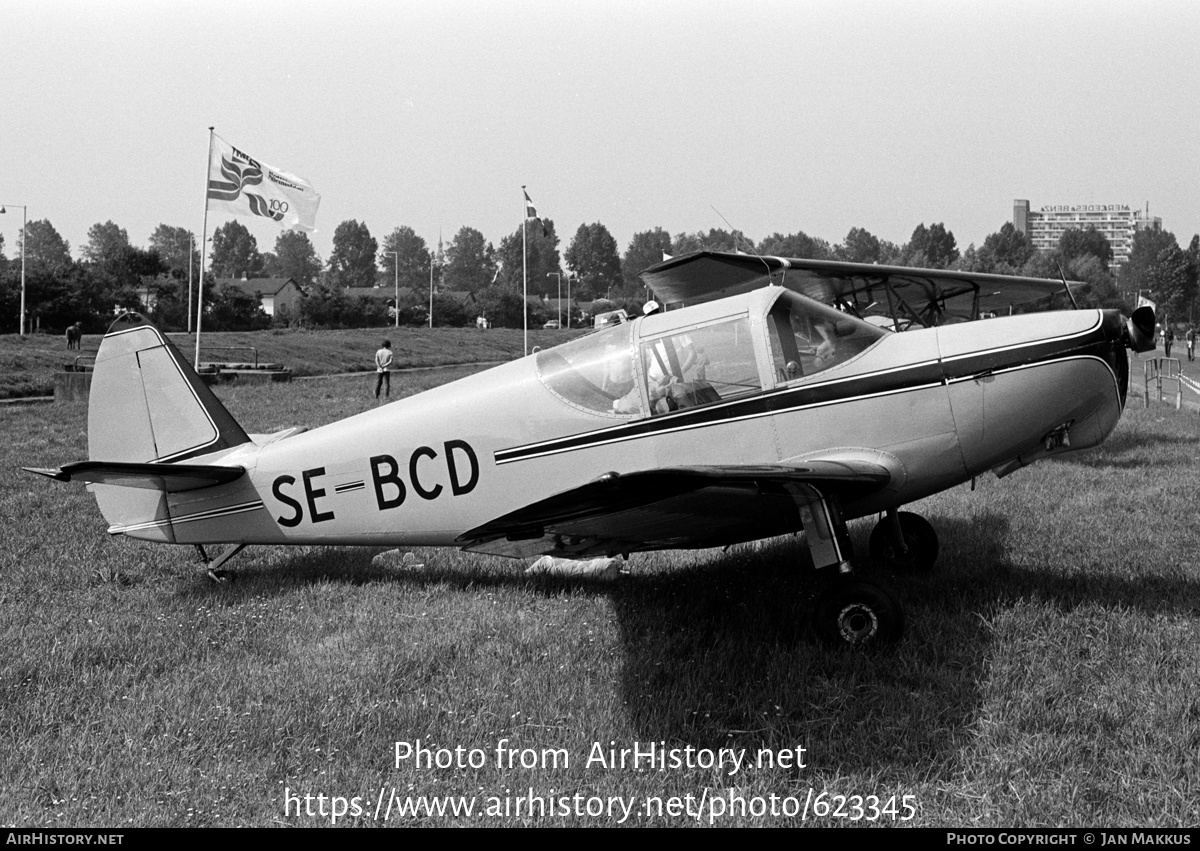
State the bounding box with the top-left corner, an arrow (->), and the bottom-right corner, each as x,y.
495,318 -> 1115,466
938,315 -> 1109,384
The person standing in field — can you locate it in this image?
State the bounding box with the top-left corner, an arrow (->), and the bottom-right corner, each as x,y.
1164,326 -> 1175,359
1186,327 -> 1195,362
374,339 -> 394,399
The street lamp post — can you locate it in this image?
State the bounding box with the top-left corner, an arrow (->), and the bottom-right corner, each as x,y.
187,232 -> 195,334
547,272 -> 561,327
1,204 -> 28,336
566,274 -> 573,329
382,251 -> 399,329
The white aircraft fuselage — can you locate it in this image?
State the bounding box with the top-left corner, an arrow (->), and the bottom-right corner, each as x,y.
86,287 -> 1127,558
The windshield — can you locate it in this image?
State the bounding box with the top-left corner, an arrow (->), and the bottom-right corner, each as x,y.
535,323 -> 644,417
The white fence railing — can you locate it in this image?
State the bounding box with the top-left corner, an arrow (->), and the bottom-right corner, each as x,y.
1144,357 -> 1182,409
1142,356 -> 1200,412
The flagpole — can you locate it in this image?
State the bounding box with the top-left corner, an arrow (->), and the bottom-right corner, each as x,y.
195,126 -> 214,370
522,186 -> 528,356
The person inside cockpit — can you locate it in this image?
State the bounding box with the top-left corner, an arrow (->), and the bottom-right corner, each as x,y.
607,347 -> 642,415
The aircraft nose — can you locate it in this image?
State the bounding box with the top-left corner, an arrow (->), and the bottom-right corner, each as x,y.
940,310 -> 1128,475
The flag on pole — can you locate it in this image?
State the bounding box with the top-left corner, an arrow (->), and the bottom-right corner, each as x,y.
206,135 -> 320,231
1137,295 -> 1156,311
524,189 -> 548,237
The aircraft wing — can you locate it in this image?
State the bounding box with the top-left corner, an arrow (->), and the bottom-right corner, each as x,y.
457,458 -> 891,559
23,461 -> 246,493
639,250 -> 1080,326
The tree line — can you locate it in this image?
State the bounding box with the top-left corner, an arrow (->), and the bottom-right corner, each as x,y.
1,214 -> 1196,334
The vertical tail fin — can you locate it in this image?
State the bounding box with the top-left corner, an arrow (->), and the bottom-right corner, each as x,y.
84,314 -> 251,542
89,313 -> 250,464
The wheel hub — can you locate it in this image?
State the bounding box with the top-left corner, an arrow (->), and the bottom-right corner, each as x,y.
837,603 -> 879,643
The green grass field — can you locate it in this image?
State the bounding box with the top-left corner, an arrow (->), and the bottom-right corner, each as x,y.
2,371 -> 1198,827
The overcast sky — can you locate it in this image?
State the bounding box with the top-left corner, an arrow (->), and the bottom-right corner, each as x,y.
2,0 -> 1197,266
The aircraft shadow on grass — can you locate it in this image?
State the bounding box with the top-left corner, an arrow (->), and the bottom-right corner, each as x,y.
179,509 -> 1199,774
604,512 -> 1200,764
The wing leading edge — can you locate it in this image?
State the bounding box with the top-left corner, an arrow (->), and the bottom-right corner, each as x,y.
458,458 -> 892,559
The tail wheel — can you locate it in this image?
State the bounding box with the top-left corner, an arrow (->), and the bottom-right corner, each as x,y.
814,577 -> 904,647
869,511 -> 939,572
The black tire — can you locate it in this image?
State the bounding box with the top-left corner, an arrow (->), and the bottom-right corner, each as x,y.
814,577 -> 904,647
869,511 -> 939,572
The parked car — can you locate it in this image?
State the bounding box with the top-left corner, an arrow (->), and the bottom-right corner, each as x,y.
543,319 -> 561,329
593,309 -> 629,328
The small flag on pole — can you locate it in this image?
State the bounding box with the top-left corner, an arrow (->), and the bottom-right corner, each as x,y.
524,189 -> 548,237
206,135 -> 321,231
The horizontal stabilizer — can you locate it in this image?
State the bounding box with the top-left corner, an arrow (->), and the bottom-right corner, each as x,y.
24,461 -> 245,493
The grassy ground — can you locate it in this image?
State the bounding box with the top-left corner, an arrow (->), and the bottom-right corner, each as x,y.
0,325 -> 579,399
1,375 -> 1198,827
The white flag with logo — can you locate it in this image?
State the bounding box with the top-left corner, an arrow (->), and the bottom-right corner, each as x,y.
206,135 -> 320,232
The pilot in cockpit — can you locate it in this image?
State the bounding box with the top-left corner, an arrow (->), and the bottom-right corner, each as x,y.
606,348 -> 642,415
814,320 -> 837,368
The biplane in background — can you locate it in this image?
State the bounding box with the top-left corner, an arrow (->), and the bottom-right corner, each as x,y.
640,250 -> 1082,330
27,259 -> 1153,647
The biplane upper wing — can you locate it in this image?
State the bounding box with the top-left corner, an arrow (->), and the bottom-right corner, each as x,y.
639,250 -> 1080,327
457,456 -> 892,559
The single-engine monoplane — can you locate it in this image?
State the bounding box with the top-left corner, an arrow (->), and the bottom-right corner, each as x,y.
27,258 -> 1155,646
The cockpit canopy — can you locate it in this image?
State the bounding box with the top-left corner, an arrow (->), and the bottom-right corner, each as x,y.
535,288 -> 886,419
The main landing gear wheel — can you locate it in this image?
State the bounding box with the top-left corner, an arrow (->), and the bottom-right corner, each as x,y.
814,577 -> 904,648
869,511 -> 939,572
